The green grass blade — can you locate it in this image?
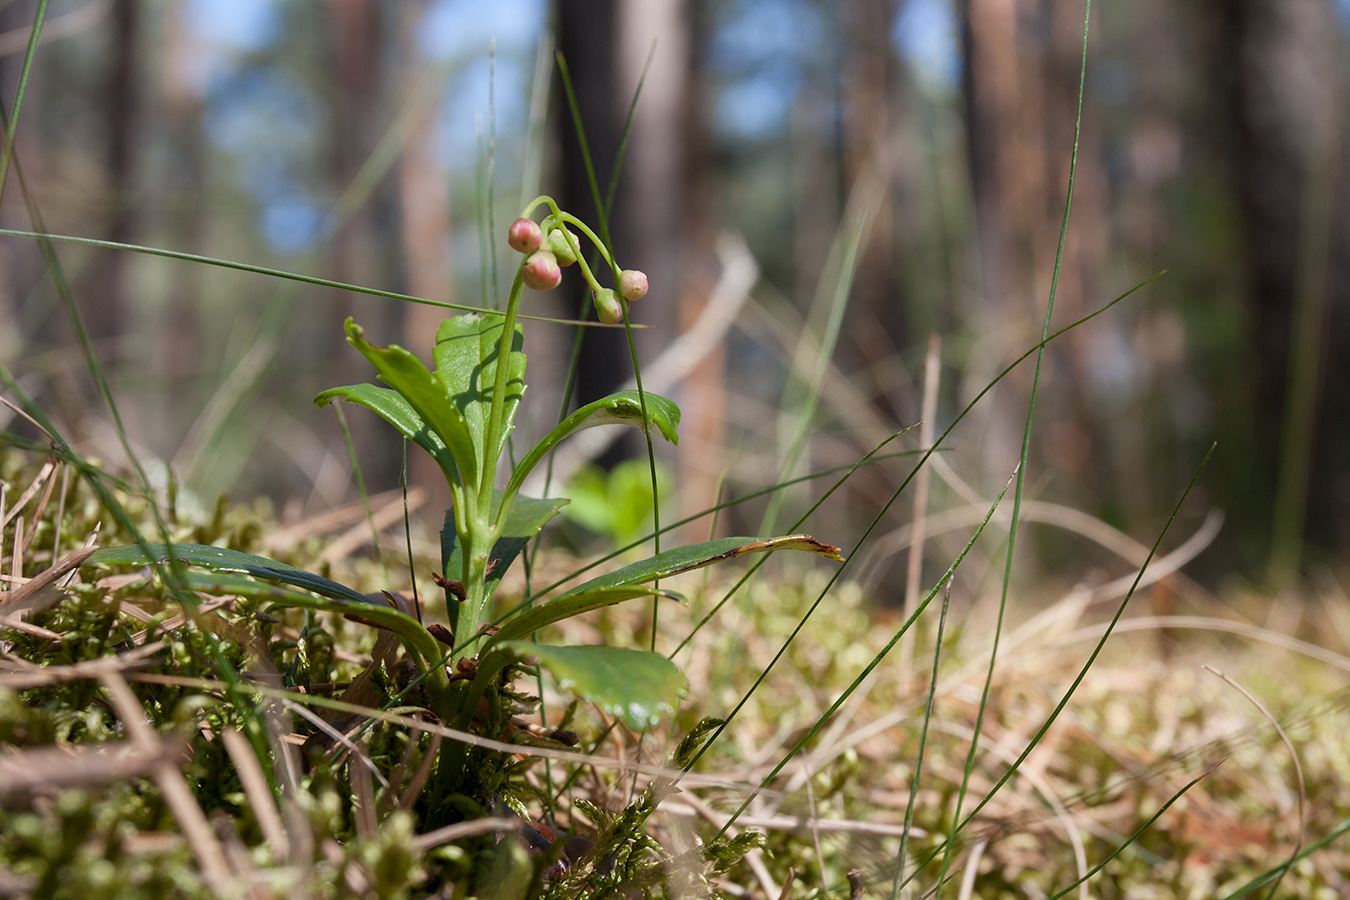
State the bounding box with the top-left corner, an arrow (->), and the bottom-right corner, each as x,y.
936,3 -> 1093,891
761,173 -> 882,535
712,469 -> 1018,841
890,576 -> 953,900
900,443 -> 1215,893
0,0 -> 47,206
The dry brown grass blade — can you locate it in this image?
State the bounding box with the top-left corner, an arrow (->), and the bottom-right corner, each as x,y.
127,670 -> 785,796
410,816 -> 522,852
0,545 -> 95,617
899,333 -> 941,695
0,734 -> 190,803
1203,664 -> 1307,893
99,670 -> 234,894
658,800 -> 926,840
261,487 -> 425,554
221,727 -> 289,859
0,641 -> 164,688
0,457 -> 54,533
319,489 -> 428,564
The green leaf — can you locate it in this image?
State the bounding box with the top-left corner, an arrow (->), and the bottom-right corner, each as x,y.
433,314 -> 526,465
494,641 -> 686,730
315,382 -> 459,484
487,585 -> 683,646
155,571 -> 442,669
84,543 -> 374,607
504,390 -> 681,499
553,535 -> 844,599
445,492 -> 567,600
343,318 -> 478,486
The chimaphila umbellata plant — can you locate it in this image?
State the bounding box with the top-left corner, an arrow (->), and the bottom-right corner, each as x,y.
85,196 -> 842,831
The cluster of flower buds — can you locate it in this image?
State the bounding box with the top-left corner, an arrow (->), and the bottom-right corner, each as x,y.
507,212 -> 648,324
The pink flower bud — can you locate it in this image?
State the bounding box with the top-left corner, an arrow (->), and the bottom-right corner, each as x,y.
521,250 -> 562,290
593,288 -> 625,324
508,217 -> 543,253
619,269 -> 648,301
546,228 -> 579,266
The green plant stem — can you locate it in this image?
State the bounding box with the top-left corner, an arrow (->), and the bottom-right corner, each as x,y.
0,0 -> 46,206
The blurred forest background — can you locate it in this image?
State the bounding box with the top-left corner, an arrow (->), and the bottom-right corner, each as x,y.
1,0 -> 1348,596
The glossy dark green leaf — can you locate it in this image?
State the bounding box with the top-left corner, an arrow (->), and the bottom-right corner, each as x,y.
147,570 -> 442,667
487,585 -> 682,646
343,318 -> 479,486
554,535 -> 844,599
494,641 -> 686,729
314,382 -> 458,483
433,314 -> 526,464
505,390 -> 680,498
84,543 -> 373,607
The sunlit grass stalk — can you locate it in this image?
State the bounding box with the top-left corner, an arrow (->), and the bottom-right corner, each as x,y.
889,575 -> 953,900
0,0 -> 46,205
676,274 -> 1157,785
712,469 -> 1018,841
934,2 -> 1092,894
905,444 -> 1215,895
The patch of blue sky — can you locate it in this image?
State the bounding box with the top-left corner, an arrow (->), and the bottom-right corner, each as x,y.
435,56 -> 530,171
709,0 -> 823,75
418,0 -> 547,60
180,0 -> 280,95
714,63 -> 802,141
184,0 -> 279,51
893,0 -> 960,96
261,195 -> 325,255
202,67 -> 320,226
1338,0 -> 1350,28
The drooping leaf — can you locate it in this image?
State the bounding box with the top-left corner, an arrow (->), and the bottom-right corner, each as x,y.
140,570 -> 442,668
487,584 -> 683,646
343,318 -> 478,486
505,390 -> 680,498
84,543 -> 374,607
444,492 -> 568,600
433,314 -> 526,465
493,641 -> 686,730
314,382 -> 459,484
552,535 -> 844,599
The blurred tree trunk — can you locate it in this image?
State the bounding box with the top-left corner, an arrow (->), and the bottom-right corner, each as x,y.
325,0 -> 403,490
80,0 -> 139,343
841,0 -> 904,371
1209,0 -> 1347,576
326,0 -> 389,371
557,0 -> 690,468
960,0 -> 1112,508
397,1 -> 455,509
153,2 -> 206,451
557,0 -> 623,425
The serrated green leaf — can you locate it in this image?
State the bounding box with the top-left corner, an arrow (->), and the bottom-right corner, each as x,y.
343,318 -> 479,486
487,584 -> 683,646
554,535 -> 845,599
433,314 -> 526,465
494,641 -> 686,730
84,543 -> 373,606
504,390 -> 681,499
314,382 -> 459,484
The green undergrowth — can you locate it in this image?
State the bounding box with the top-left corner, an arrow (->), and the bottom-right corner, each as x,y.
2,452 -> 1350,899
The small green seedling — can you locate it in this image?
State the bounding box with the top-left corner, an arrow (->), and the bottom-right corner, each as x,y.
86,197 -> 843,821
